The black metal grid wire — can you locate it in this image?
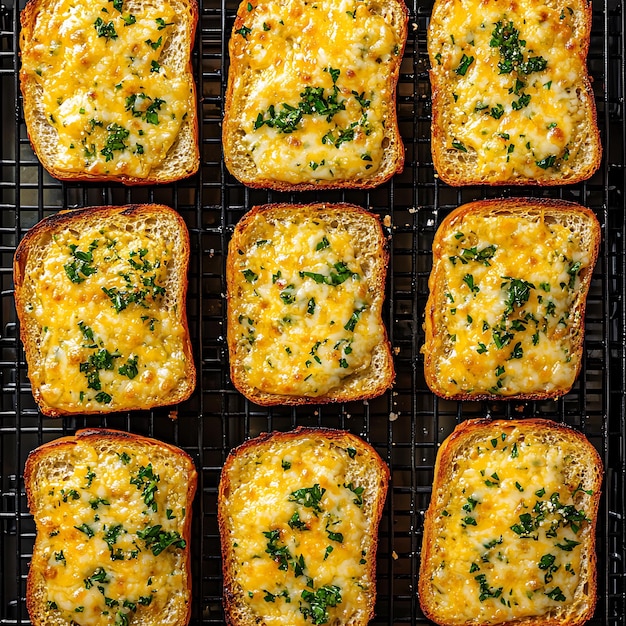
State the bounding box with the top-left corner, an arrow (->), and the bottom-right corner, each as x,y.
1,0 -> 625,623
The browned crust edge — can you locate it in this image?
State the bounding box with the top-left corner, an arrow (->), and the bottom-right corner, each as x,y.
422,198 -> 601,402
222,0 -> 409,191
18,0 -> 200,186
428,0 -> 601,187
13,204 -> 196,417
226,202 -> 395,406
217,426 -> 390,626
24,428 -> 198,626
418,417 -> 602,626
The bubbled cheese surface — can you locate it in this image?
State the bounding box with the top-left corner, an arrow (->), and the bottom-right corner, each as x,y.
429,0 -> 593,179
27,222 -> 189,412
30,441 -> 190,626
21,0 -> 192,177
428,212 -> 593,396
230,212 -> 384,397
230,0 -> 404,183
223,437 -> 372,625
425,425 -> 597,625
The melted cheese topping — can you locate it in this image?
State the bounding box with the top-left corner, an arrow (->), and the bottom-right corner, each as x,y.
230,213 -> 384,396
231,0 -> 403,183
21,0 -> 192,177
28,222 -> 189,412
429,0 -> 592,179
426,426 -> 596,624
224,437 -> 371,625
32,441 -> 189,626
428,212 -> 593,396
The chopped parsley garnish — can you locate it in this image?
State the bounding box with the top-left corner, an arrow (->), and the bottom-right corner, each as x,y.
137,525 -> 185,555
130,463 -> 160,512
94,17 -> 117,39
289,484 -> 326,513
455,53 -> 474,76
118,355 -> 139,379
300,585 -> 342,625
101,123 -> 129,161
64,241 -> 98,283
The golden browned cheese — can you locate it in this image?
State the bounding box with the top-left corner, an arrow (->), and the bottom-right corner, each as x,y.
20,0 -> 194,178
428,0 -> 600,184
226,0 -> 406,185
229,210 -> 386,397
420,419 -> 602,626
28,437 -> 194,626
424,202 -> 600,398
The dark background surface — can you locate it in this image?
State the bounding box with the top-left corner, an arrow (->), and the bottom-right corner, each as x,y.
1,0 -> 624,623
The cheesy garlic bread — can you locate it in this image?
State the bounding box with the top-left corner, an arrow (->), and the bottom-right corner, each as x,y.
223,0 -> 408,190
428,0 -> 601,185
13,204 -> 195,416
422,198 -> 600,400
19,0 -> 199,184
218,427 -> 389,626
25,428 -> 197,626
419,418 -> 602,626
226,203 -> 394,405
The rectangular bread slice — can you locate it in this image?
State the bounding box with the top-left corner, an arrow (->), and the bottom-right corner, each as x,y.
419,418 -> 602,626
422,198 -> 600,401
19,0 -> 199,184
428,0 -> 601,185
226,202 -> 394,405
222,0 -> 408,190
218,427 -> 390,626
14,204 -> 195,416
24,428 -> 197,626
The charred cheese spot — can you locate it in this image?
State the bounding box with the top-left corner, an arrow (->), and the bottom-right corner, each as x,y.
29,223 -> 189,411
21,0 -> 192,177
430,0 -> 590,179
224,437 -> 369,625
232,0 -> 403,183
33,443 -> 188,626
428,426 -> 594,625
430,212 -> 593,396
230,213 -> 384,397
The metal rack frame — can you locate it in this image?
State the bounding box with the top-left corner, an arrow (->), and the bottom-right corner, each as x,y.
1,0 -> 625,623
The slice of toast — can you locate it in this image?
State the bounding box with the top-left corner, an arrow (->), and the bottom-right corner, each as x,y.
222,0 -> 408,190
19,0 -> 199,184
218,427 -> 390,626
226,203 -> 394,405
24,428 -> 197,626
419,418 -> 602,626
422,198 -> 600,400
14,204 -> 195,416
428,0 -> 601,185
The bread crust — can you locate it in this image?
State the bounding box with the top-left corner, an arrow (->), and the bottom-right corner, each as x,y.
226,202 -> 395,405
419,418 -> 603,626
422,198 -> 600,401
14,204 -> 196,416
24,428 -> 197,626
218,426 -> 390,626
19,0 -> 199,185
222,0 -> 408,190
428,0 -> 601,186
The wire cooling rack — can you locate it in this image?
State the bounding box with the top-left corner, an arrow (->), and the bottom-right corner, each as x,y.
1,0 -> 625,623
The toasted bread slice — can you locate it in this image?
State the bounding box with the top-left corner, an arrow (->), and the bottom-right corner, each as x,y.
218,427 -> 390,626
422,198 -> 600,400
226,203 -> 394,405
19,0 -> 199,184
419,418 -> 602,626
14,204 -> 195,416
428,0 -> 601,185
222,0 -> 408,190
24,428 -> 197,626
